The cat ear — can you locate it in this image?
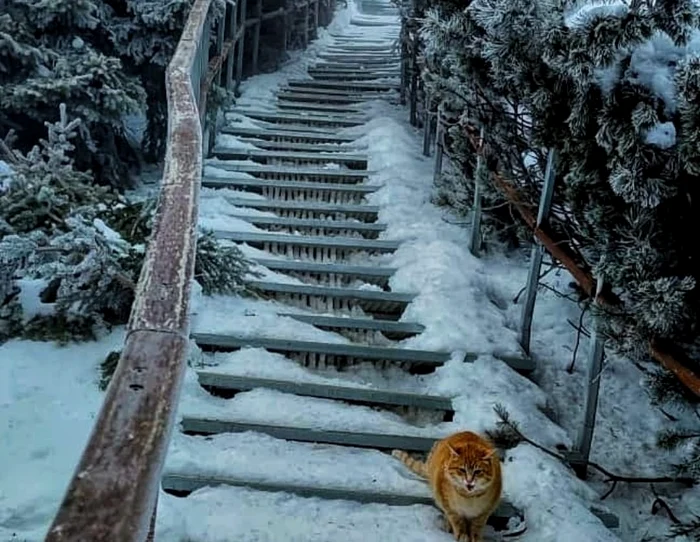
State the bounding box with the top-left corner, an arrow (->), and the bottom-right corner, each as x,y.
482,448 -> 497,459
447,443 -> 460,456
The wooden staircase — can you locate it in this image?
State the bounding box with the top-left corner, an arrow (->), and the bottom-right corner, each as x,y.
161,0 -> 538,532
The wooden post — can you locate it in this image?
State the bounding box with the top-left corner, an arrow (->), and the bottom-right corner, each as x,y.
235,0 -> 248,93
518,148 -> 557,354
145,495 -> 158,541
468,127 -> 486,256
282,1 -> 289,55
422,93 -> 434,157
224,0 -> 237,90
252,0 -> 262,74
569,277 -> 606,479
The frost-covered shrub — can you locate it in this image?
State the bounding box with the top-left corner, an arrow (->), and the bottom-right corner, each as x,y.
420,0 -> 700,361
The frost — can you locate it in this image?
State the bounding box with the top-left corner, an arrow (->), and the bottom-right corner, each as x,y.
564,0 -> 628,30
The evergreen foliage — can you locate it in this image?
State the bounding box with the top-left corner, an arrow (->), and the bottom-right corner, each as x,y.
0,107 -> 257,344
417,0 -> 700,529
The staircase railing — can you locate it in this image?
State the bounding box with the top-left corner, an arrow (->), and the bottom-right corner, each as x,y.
43,0 -> 334,539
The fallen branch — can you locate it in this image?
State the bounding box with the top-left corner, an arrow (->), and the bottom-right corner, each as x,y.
489,404 -> 696,501
464,124 -> 700,397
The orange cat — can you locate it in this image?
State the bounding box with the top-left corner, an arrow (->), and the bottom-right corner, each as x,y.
392,431 -> 502,542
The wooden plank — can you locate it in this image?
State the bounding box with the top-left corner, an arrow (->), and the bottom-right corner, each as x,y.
201,177 -> 378,198
225,215 -> 387,235
276,91 -> 376,104
279,85 -> 391,97
217,198 -> 380,221
225,138 -> 362,152
228,108 -> 367,126
251,258 -> 396,283
278,313 -> 425,339
197,372 -> 450,410
160,473 -> 524,528
248,280 -> 414,303
287,79 -> 400,91
220,125 -> 356,143
191,335 -> 449,366
310,72 -> 399,82
204,161 -> 369,183
276,101 -> 366,115
212,146 -> 367,166
162,472 -> 434,505
212,231 -> 399,252
180,417 -> 440,451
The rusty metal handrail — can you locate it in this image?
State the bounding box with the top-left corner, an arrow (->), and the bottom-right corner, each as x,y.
44,0 -> 213,539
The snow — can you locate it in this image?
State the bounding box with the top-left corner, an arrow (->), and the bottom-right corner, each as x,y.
564,1 -> 628,30
0,329 -> 125,542
645,121 -> 677,148
3,0 -> 699,541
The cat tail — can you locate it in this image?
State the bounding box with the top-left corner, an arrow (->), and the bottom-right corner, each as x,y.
391,449 -> 427,478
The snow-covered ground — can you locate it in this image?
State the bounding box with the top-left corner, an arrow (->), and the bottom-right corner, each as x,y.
2,1 -> 699,541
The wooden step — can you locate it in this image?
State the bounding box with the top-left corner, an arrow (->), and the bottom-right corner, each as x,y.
229,215 -> 386,239
225,118 -> 354,136
229,108 -> 366,127
227,138 -> 361,153
251,258 -> 396,287
287,79 -> 400,92
309,65 -> 399,74
191,334 -> 450,369
276,101 -> 365,115
278,313 -> 425,339
246,280 -> 413,317
205,161 -> 369,183
221,125 -> 356,144
162,472 -> 434,506
218,198 -> 380,221
279,85 -> 390,97
315,55 -> 401,65
276,91 -> 375,104
197,372 -> 450,411
179,416 -> 440,451
212,147 -> 367,168
202,177 -> 377,204
309,71 -> 399,82
214,231 -> 398,253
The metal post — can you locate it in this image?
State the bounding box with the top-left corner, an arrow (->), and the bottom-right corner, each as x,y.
224,0 -> 237,90
422,93 -> 432,156
235,0 -> 248,93
252,0 -> 262,74
468,127 -> 485,256
570,277 -> 606,479
433,110 -> 444,185
518,149 -> 558,354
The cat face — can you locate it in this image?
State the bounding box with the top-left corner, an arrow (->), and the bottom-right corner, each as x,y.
444,443 -> 496,494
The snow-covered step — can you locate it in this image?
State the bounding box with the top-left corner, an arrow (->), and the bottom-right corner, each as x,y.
206,161 -> 368,183
162,472 -> 434,506
276,90 -> 378,104
278,313 -> 425,340
226,138 -> 361,153
191,334 -> 450,371
309,65 -> 399,75
214,231 -> 398,260
212,147 -> 367,168
245,281 -> 414,317
309,71 -> 399,82
279,84 -> 393,97
202,177 -> 377,205
287,78 -> 400,92
276,100 -> 366,115
315,54 -> 401,64
217,198 -> 380,221
180,416 -> 440,451
228,108 -> 367,127
221,125 -> 357,144
197,373 -> 450,411
251,258 -> 396,288
229,215 -> 386,239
